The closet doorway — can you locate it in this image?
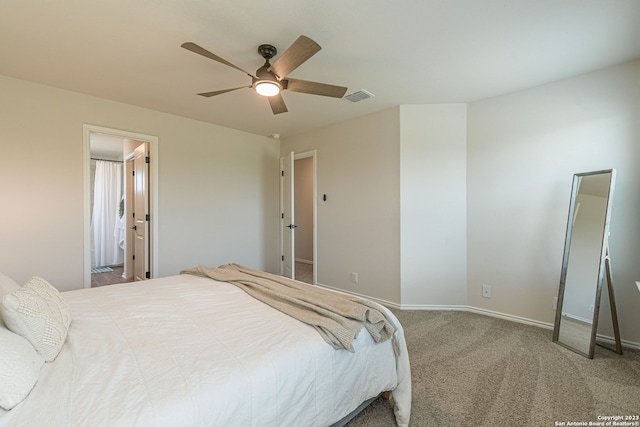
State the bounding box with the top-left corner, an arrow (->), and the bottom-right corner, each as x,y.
293,155 -> 314,284
83,125 -> 159,288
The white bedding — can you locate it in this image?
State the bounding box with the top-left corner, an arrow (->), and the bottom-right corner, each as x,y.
0,274 -> 411,427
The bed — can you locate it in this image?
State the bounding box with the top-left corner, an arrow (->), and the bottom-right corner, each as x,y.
0,265 -> 411,427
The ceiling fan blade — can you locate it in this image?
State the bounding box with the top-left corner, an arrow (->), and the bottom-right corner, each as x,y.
268,93 -> 288,114
181,42 -> 253,77
197,86 -> 248,97
284,78 -> 347,98
268,35 -> 321,79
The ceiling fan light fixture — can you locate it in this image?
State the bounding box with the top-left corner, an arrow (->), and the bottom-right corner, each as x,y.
255,80 -> 281,97
182,36 -> 346,114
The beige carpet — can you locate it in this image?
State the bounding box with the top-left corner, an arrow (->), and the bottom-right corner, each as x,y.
346,310 -> 640,426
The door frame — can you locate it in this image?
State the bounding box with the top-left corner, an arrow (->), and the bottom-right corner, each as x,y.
280,152 -> 295,279
280,149 -> 317,284
83,124 -> 159,288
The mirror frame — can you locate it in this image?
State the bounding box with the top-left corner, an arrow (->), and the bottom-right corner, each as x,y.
552,169 -> 616,358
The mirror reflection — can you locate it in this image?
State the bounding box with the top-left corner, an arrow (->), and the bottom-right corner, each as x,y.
553,170 -> 615,358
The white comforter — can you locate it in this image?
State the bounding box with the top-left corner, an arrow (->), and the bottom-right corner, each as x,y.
1,274 -> 411,427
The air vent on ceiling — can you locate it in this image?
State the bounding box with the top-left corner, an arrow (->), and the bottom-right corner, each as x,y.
343,89 -> 375,103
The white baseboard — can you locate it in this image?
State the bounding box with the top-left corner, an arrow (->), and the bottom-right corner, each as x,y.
401,304 -> 470,312
596,334 -> 640,351
400,304 -> 554,330
428,305 -> 640,351
315,283 -> 640,351
316,282 -> 401,309
465,306 -> 555,330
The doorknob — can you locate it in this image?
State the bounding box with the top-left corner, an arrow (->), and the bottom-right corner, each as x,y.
286,224 -> 297,229
130,225 -> 137,230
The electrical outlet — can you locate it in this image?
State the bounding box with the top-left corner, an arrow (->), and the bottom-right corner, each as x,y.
482,284 -> 491,298
351,272 -> 358,284
552,297 -> 558,311
588,304 -> 594,313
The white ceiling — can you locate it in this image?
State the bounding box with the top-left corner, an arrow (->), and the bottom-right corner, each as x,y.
2,1 -> 639,138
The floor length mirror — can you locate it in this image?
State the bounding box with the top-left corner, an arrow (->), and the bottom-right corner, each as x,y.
552,169 -> 618,358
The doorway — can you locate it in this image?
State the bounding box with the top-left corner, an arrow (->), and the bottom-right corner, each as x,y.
83,125 -> 159,288
280,150 -> 317,285
294,155 -> 314,283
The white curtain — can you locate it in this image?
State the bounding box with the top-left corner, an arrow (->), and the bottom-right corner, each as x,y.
91,160 -> 124,267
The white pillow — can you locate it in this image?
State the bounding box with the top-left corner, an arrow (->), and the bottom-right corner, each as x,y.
0,272 -> 21,329
0,326 -> 45,410
1,277 -> 72,362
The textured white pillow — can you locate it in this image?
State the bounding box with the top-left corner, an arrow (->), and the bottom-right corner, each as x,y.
1,277 -> 72,362
0,272 -> 21,329
0,326 -> 45,410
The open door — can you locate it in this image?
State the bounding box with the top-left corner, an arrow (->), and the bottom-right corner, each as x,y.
281,152 -> 295,278
132,143 -> 150,281
123,156 -> 134,280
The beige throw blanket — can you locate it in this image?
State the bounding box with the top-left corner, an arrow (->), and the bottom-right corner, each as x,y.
181,263 -> 398,354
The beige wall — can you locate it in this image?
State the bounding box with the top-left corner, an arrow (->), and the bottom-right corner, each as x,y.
467,59 -> 640,344
0,75 -> 280,291
400,104 -> 467,307
281,105 -> 468,308
281,108 -> 402,304
282,60 -> 639,346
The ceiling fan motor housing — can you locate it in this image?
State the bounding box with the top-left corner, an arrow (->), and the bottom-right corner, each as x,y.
256,44 -> 280,83
254,44 -> 282,95
258,44 -> 277,60
255,64 -> 279,82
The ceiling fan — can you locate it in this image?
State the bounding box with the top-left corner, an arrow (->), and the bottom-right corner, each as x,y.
181,35 -> 348,114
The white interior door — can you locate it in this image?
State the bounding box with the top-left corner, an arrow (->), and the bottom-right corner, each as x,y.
123,157 -> 134,280
281,152 -> 295,278
132,143 -> 150,281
